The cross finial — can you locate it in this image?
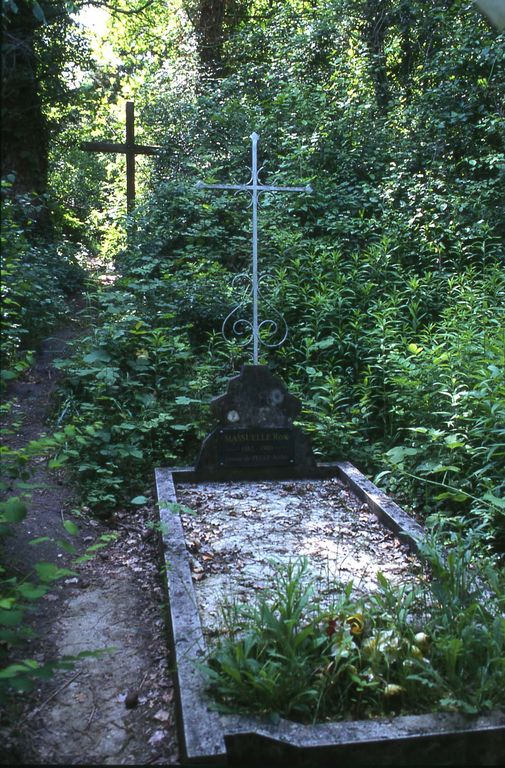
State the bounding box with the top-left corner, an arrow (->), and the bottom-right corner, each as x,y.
197,133 -> 312,364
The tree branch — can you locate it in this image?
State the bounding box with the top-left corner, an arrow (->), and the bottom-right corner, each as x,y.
86,0 -> 158,16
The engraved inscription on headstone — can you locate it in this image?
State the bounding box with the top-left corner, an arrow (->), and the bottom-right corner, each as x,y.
194,134 -> 315,478
218,428 -> 295,468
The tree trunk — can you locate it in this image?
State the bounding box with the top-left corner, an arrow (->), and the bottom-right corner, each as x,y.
1,3 -> 48,198
363,0 -> 391,111
192,0 -> 249,77
196,0 -> 227,75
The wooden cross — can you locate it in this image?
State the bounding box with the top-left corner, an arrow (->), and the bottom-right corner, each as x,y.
81,101 -> 159,213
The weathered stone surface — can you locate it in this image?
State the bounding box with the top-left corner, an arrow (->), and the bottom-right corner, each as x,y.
154,469 -> 227,764
155,463 -> 505,765
177,478 -> 422,638
210,365 -> 300,427
195,365 -> 315,478
223,711 -> 505,766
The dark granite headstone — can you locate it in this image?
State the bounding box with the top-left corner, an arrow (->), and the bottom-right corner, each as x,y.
195,365 -> 316,479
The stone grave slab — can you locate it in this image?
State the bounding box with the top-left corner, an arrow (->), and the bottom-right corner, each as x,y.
154,463 -> 505,765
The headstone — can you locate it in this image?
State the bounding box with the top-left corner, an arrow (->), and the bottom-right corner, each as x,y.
195,365 -> 315,478
195,133 -> 315,477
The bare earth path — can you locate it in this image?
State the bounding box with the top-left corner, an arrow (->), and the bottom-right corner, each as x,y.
1,309 -> 180,766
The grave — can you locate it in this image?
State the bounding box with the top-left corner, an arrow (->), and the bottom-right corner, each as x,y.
155,134 -> 504,765
81,100 -> 160,213
155,465 -> 504,766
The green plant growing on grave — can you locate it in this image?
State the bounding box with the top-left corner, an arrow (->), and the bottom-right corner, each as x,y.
203,543 -> 505,723
411,528 -> 505,714
203,559 -> 368,722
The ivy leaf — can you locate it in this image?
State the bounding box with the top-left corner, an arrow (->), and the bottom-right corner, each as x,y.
0,609 -> 24,627
131,495 -> 149,505
0,663 -> 36,679
35,563 -> 77,582
483,492 -> 505,510
17,583 -> 48,600
56,538 -> 77,554
386,446 -> 418,464
63,520 -> 79,536
1,498 -> 27,523
310,337 -> 334,351
83,349 -> 111,364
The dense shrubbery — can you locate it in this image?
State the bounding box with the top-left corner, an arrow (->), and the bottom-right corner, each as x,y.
0,491 -> 114,701
274,255 -> 505,547
0,182 -> 87,386
0,419 -> 115,701
52,245 -> 504,546
49,3 -> 504,549
1,0 -> 503,721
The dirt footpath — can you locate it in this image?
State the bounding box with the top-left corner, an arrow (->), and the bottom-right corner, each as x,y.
1,314 -> 180,766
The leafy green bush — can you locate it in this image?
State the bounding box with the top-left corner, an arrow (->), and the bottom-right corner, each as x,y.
51,267 -> 231,512
204,543 -> 505,723
0,181 -> 87,386
46,0 -> 504,550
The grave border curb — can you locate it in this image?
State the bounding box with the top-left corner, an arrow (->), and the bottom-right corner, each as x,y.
155,462 -> 504,766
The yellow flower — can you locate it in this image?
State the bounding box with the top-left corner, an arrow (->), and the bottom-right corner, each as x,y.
384,684 -> 404,697
362,637 -> 377,655
413,632 -> 431,652
346,614 -> 365,636
411,644 -> 424,660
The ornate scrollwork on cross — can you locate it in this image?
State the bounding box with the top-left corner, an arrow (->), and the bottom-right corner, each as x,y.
222,273 -> 288,352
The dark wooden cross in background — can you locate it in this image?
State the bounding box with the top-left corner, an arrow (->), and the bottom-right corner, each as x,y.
81,101 -> 160,213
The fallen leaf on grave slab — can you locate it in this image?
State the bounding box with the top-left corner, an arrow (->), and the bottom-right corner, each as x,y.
125,690 -> 139,709
149,730 -> 165,746
193,572 -> 206,581
153,708 -> 170,722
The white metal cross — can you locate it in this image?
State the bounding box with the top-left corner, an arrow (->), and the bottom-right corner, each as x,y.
197,132 -> 312,364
